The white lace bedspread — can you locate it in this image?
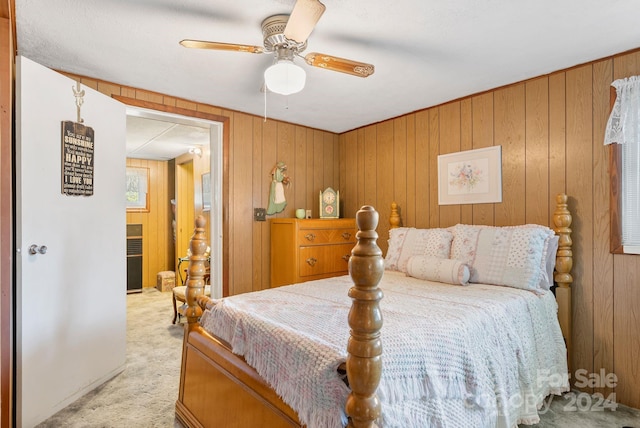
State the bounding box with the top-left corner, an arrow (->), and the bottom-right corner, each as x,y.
200,270 -> 569,428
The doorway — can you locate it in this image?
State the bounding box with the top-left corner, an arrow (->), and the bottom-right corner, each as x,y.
124,106 -> 224,298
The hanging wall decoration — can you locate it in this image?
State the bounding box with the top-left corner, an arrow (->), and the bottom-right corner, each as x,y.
267,161 -> 291,215
61,81 -> 95,196
437,146 -> 502,205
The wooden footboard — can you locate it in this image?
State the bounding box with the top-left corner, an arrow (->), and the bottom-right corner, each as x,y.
177,325 -> 301,427
176,206 -> 384,428
176,215 -> 301,427
176,216 -> 301,428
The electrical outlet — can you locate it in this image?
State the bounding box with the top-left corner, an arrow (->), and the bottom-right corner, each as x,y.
254,208 -> 266,222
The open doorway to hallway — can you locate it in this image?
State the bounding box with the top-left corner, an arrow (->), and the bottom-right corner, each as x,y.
125,107 -> 223,306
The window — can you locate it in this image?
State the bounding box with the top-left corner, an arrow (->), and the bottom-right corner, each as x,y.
126,166 -> 149,212
605,76 -> 640,254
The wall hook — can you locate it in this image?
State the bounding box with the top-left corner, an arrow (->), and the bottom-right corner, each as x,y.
72,81 -> 85,123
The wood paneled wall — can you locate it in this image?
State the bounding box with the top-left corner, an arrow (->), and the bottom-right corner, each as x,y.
66,73 -> 339,297
339,49 -> 640,409
0,6 -> 13,426
126,158 -> 174,288
231,115 -> 339,293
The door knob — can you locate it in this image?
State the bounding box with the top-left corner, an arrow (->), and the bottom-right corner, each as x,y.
28,245 -> 47,255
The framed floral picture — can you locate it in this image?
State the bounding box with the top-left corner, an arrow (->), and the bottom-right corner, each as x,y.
437,146 -> 502,205
201,172 -> 211,212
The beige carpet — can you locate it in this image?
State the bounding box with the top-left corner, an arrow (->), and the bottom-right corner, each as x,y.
37,288 -> 184,428
37,288 -> 640,428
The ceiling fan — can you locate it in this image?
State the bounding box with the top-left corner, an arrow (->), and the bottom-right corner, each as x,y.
179,0 -> 375,95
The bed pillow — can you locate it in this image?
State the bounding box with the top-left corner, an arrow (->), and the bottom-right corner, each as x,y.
406,256 -> 470,285
450,224 -> 555,292
539,235 -> 559,290
385,227 -> 453,273
488,227 -> 559,290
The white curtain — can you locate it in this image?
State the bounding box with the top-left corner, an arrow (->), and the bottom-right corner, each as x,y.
604,76 -> 640,249
604,76 -> 640,145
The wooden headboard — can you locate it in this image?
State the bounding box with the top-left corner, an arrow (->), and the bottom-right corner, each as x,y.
552,193 -> 573,370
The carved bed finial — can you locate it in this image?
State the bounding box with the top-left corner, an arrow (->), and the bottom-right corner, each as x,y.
346,205 -> 384,428
389,201 -> 401,229
553,193 -> 573,370
185,215 -> 208,324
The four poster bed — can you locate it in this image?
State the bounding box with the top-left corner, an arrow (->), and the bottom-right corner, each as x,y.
176,194 -> 574,428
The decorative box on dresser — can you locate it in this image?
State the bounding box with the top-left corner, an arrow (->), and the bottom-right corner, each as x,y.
270,218 -> 357,287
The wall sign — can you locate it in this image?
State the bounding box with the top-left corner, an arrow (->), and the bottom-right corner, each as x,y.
61,120 -> 95,196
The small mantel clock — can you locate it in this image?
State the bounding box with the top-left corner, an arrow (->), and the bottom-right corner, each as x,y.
319,187 -> 339,218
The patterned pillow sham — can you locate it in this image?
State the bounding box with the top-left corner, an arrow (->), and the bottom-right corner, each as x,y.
539,235 -> 559,291
406,255 -> 470,285
385,227 -> 453,273
450,224 -> 555,292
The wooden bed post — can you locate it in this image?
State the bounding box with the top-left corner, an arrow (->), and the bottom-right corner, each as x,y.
389,201 -> 401,229
346,206 -> 384,428
184,215 -> 208,325
553,194 -> 573,372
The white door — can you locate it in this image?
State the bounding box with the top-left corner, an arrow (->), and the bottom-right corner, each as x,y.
15,56 -> 127,427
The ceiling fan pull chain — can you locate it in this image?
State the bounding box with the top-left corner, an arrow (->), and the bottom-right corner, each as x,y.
264,83 -> 268,122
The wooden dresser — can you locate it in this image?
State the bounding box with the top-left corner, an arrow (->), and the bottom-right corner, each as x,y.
270,218 -> 357,287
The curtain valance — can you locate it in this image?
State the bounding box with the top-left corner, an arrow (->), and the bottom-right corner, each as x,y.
604,76 -> 640,145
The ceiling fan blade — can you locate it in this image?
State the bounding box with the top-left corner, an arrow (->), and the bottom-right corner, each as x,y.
179,39 -> 264,54
304,53 -> 375,78
283,0 -> 326,44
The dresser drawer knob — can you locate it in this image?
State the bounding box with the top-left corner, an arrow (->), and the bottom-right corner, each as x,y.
342,254 -> 351,262
341,232 -> 352,240
305,233 -> 316,241
306,257 -> 318,266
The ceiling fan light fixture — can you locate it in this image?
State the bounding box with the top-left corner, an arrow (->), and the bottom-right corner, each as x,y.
264,59 -> 306,95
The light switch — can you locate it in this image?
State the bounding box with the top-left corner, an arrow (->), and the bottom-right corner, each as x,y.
254,208 -> 266,222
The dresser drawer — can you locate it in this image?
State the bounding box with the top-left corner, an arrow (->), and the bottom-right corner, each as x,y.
298,243 -> 353,277
297,228 -> 356,246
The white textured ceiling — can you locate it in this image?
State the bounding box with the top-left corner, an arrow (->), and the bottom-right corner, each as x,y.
15,0 -> 640,136
125,109 -> 210,161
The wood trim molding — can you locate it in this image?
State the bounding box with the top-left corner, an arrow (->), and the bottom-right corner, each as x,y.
608,86 -> 624,254
0,12 -> 13,428
113,95 -> 231,296
609,143 -> 623,253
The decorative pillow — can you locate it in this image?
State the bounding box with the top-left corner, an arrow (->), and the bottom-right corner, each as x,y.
385,227 -> 453,273
406,256 -> 470,285
539,235 -> 559,290
450,224 -> 555,291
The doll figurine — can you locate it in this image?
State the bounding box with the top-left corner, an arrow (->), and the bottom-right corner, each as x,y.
267,162 -> 290,215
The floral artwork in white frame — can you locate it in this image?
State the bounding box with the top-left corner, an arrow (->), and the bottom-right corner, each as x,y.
201,172 -> 211,212
437,146 -> 502,205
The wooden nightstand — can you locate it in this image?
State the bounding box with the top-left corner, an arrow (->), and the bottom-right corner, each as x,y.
270,218 -> 356,287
